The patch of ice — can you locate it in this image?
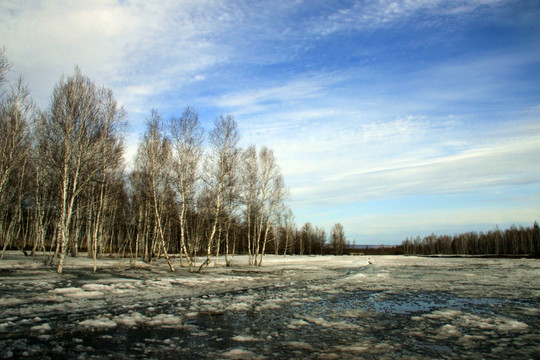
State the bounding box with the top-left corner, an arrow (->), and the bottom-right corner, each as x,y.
287,319 -> 309,329
517,306 -> 540,316
494,318 -> 529,332
147,313 -> 183,328
438,324 -> 462,338
67,291 -> 103,299
221,348 -> 259,359
420,309 -> 463,321
317,353 -> 340,360
82,284 -> 111,292
335,345 -> 369,353
458,313 -> 529,333
341,309 -> 372,318
457,334 -> 487,346
0,297 -> 24,306
374,342 -> 394,351
112,282 -> 137,290
34,294 -> 65,302
229,302 -> 252,311
232,335 -> 261,342
30,323 -> 51,333
79,316 -> 117,329
49,286 -> 103,299
257,300 -> 282,310
114,312 -> 149,327
301,316 -> 360,330
284,341 -> 314,350
50,287 -> 81,295
113,312 -> 183,328
346,273 -> 368,281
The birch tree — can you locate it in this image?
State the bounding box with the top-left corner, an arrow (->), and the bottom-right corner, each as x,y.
198,114 -> 239,273
330,223 -> 346,255
256,173 -> 286,266
220,146 -> 240,266
281,208 -> 294,256
88,89 -> 126,272
169,106 -> 204,272
135,110 -> 175,272
240,145 -> 259,265
252,147 -> 286,266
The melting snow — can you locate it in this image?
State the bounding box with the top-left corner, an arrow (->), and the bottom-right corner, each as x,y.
0,252 -> 538,359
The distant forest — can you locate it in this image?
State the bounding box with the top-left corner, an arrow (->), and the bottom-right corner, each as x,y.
0,49 -> 347,273
401,222 -> 540,256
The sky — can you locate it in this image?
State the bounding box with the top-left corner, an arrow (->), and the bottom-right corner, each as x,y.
1,0 -> 539,244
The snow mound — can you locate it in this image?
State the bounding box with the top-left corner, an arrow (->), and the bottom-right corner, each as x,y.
284,341 -> 314,350
146,313 -> 183,328
221,348 -> 259,359
112,312 -> 183,328
49,287 -> 103,299
232,335 -> 261,342
30,323 -> 51,333
82,284 -> 111,292
301,316 -> 360,330
79,316 -> 117,329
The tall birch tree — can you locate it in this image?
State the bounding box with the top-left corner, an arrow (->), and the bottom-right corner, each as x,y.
135,110 -> 175,272
169,106 -> 204,272
198,114 -> 239,273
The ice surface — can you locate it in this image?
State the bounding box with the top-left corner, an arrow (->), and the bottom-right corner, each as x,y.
0,252 -> 538,359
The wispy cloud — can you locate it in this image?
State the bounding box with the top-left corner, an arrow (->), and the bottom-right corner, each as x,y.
311,0 -> 506,35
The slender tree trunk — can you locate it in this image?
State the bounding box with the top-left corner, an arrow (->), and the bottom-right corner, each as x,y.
179,196 -> 194,272
152,183 -> 174,272
258,224 -> 272,266
57,159 -> 73,274
247,202 -> 253,265
92,182 -> 106,272
225,220 -> 232,266
198,190 -> 221,273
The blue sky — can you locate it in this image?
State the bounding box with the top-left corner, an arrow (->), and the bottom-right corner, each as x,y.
1,0 -> 539,244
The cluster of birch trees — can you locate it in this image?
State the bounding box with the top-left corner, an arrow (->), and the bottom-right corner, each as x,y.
130,109 -> 288,273
0,49 -> 345,273
402,222 -> 540,256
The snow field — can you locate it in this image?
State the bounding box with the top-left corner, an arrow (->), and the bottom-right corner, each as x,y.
0,252 -> 538,358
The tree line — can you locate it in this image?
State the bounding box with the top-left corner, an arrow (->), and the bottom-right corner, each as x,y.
402,222 -> 540,256
0,49 -> 347,273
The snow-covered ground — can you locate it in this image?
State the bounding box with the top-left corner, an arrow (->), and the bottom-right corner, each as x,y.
0,252 -> 538,359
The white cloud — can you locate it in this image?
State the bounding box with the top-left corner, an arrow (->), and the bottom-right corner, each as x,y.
0,0 -> 230,110
312,0 -> 506,35
230,86 -> 540,209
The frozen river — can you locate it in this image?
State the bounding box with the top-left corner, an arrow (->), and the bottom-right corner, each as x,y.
0,253 -> 538,359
